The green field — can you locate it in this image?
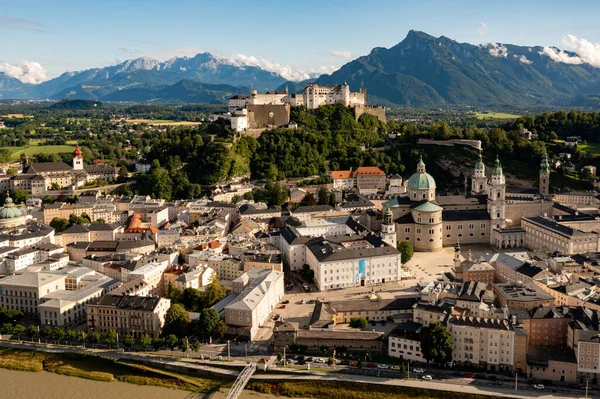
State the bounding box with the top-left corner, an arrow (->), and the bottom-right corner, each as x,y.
576,142 -> 600,156
474,112 -> 521,120
2,145 -> 77,160
125,119 -> 203,126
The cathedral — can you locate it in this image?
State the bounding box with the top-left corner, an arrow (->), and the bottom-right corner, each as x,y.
382,152 -> 556,251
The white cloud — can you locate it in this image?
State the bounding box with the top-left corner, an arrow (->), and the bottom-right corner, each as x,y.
540,46 -> 583,65
487,42 -> 508,58
329,50 -> 352,58
561,34 -> 600,67
518,55 -> 532,65
227,54 -> 335,81
0,60 -> 48,83
479,23 -> 488,42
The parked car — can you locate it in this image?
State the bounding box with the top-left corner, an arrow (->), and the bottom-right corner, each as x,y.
313,358 -> 325,364
492,380 -> 503,386
422,375 -> 433,380
391,365 -> 401,371
278,305 -> 286,309
464,373 -> 475,378
377,364 -> 389,369
306,357 -> 313,362
366,363 -> 377,368
281,300 -> 289,304
451,371 -> 463,377
533,384 -> 545,390
273,314 -> 280,320
349,361 -> 359,367
298,360 -> 306,365
487,375 -> 498,381
302,283 -> 310,291
301,298 -> 308,304
475,374 -> 486,379
413,368 -> 425,374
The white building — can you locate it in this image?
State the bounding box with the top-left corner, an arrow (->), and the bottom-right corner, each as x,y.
388,321 -> 426,363
225,268 -> 284,340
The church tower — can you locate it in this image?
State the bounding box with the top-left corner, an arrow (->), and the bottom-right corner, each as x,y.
381,207 -> 397,248
539,150 -> 550,197
471,150 -> 488,195
72,145 -> 84,171
487,156 -> 506,231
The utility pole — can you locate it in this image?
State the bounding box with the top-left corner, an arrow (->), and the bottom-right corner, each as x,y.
514,372 -> 518,392
245,343 -> 247,360
227,340 -> 231,361
586,377 -> 590,399
407,360 -> 410,380
283,345 -> 287,367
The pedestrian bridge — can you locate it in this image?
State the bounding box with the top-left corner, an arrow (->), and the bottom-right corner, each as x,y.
226,362 -> 257,399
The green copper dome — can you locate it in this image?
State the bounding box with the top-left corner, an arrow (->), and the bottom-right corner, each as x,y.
0,196 -> 23,220
492,156 -> 503,177
474,152 -> 485,171
407,157 -> 437,190
540,151 -> 550,173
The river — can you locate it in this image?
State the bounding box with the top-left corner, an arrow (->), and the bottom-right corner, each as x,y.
0,368 -> 282,399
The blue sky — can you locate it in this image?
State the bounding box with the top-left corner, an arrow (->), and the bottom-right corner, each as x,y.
2,0 -> 600,82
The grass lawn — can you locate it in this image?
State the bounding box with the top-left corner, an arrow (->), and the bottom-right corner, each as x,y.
577,142 -> 600,156
125,119 -> 203,126
2,145 -> 77,160
475,112 -> 521,120
248,380 -> 501,399
0,114 -> 34,119
0,348 -> 227,393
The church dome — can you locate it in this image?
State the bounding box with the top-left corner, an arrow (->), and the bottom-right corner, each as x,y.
407,157 -> 436,190
492,156 -> 503,176
0,196 -> 23,220
73,145 -> 83,158
474,152 -> 485,171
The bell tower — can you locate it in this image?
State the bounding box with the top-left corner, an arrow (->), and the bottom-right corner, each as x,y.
471,150 -> 488,195
381,207 -> 397,248
539,150 -> 550,197
488,156 -> 506,231
73,145 -> 84,171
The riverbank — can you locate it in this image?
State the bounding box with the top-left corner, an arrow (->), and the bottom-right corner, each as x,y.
248,380 -> 502,399
0,347 -> 227,393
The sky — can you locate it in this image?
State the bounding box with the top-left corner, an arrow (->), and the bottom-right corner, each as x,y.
2,0 -> 600,83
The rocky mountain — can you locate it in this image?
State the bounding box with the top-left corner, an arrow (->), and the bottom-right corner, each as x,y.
0,53 -> 286,102
316,30 -> 600,107
4,31 -> 600,106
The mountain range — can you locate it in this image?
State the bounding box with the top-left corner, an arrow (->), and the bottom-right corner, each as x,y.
3,30 -> 600,107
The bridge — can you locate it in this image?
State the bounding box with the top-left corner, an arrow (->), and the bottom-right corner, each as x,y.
226,362 -> 257,399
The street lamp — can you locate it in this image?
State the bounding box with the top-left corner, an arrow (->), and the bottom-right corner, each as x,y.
283,344 -> 289,367
227,340 -> 231,361
586,376 -> 594,399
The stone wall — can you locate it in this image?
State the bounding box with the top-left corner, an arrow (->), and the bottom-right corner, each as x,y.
354,106 -> 386,122
247,104 -> 290,129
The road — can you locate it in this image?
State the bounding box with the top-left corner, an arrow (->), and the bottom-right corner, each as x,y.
0,340 -> 592,399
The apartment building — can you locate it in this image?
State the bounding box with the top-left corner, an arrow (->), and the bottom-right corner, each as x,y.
0,272 -> 65,317
388,321 -> 426,363
449,316 -> 515,372
329,297 -> 417,324
493,282 -> 555,309
522,216 -> 600,255
86,294 -> 171,338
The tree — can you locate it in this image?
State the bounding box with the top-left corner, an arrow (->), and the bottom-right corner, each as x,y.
124,334 -> 135,349
203,275 -> 226,307
349,317 -> 368,329
200,308 -> 219,335
162,303 -> 190,338
151,337 -> 164,351
50,182 -> 61,190
166,283 -> 183,305
397,240 -> 414,264
6,168 -> 17,175
40,325 -> 53,338
13,324 -> 25,338
118,165 -> 129,181
50,217 -> 69,233
88,332 -> 101,345
103,329 -> 117,349
50,327 -> 65,343
165,334 -> 178,351
581,167 -> 595,182
420,322 -> 453,367
277,352 -> 283,361
77,331 -> 87,343
66,329 -> 77,343
231,194 -> 240,204
140,333 -> 152,351
10,189 -> 28,204
182,288 -> 202,311
26,325 -> 37,341
301,264 -> 314,283
1,323 -> 13,334
300,192 -> 317,206
213,320 -> 228,339
179,337 -> 188,354
327,356 -> 334,366
191,340 -> 201,354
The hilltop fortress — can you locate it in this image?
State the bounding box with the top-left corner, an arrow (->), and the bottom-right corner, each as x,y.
211,83 -> 385,133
